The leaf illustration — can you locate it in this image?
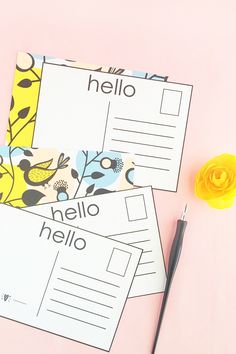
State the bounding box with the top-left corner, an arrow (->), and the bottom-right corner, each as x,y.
0,155 -> 3,165
94,188 -> 113,195
115,69 -> 125,75
86,183 -> 95,194
22,190 -> 45,206
0,192 -> 3,200
10,96 -> 14,111
0,173 -> 3,178
147,73 -> 168,81
17,79 -> 32,88
91,172 -> 104,179
71,168 -> 79,179
108,68 -> 125,75
18,106 -> 30,119
24,149 -> 33,157
58,153 -> 65,166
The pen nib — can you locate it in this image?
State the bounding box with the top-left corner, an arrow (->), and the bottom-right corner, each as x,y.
181,204 -> 188,221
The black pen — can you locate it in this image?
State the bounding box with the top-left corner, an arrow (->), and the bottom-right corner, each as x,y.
151,204 -> 188,354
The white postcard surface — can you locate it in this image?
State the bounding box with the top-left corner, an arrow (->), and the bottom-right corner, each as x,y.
27,187 -> 166,297
0,205 -> 141,351
30,63 -> 192,191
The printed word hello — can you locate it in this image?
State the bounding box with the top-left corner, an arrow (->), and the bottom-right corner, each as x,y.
50,201 -> 99,222
87,74 -> 136,97
39,221 -> 86,250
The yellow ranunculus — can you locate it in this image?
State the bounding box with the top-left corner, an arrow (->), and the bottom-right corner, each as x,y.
195,154 -> 236,209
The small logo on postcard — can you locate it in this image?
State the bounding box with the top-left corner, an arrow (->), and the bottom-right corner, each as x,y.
1,293 -> 11,303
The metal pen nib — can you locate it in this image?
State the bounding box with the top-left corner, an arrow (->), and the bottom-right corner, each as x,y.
181,203 -> 188,221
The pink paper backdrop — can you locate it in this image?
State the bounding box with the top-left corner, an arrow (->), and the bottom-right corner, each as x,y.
0,1 -> 235,353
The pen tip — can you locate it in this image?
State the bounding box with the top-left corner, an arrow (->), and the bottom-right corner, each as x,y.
181,203 -> 188,220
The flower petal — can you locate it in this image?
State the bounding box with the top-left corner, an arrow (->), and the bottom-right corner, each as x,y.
207,196 -> 235,209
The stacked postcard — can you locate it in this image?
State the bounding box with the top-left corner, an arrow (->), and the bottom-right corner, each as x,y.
0,52 -> 192,351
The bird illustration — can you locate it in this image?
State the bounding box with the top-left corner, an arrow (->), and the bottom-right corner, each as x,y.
18,153 -> 70,187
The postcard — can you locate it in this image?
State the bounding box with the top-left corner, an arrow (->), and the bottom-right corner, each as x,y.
6,52 -> 167,148
27,186 -> 166,297
0,146 -> 134,207
6,52 -> 193,191
0,204 -> 141,350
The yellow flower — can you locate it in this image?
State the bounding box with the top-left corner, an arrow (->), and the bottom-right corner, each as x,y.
195,154 -> 236,209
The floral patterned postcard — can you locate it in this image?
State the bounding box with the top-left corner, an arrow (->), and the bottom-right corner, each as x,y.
0,147 -> 134,208
6,52 -> 168,147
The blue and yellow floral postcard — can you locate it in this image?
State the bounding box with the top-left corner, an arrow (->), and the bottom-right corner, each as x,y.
0,147 -> 134,207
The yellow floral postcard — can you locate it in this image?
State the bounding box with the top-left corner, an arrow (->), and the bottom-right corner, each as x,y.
0,146 -> 134,208
6,52 -> 167,147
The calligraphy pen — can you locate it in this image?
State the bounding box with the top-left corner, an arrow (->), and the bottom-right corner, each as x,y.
151,204 -> 188,354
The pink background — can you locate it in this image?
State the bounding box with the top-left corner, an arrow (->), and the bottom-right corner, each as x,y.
0,1 -> 235,353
